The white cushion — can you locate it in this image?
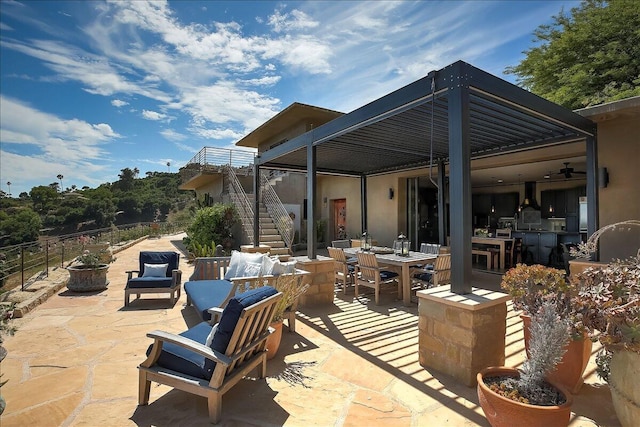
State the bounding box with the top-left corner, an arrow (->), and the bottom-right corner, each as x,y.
242,261 -> 263,277
261,256 -> 276,276
205,324 -> 218,347
142,263 -> 168,277
272,260 -> 297,275
224,250 -> 265,280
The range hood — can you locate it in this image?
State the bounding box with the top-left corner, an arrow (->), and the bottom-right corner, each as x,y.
519,181 -> 541,210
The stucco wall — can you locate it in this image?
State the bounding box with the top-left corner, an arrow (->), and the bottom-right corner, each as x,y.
596,114 -> 640,261
317,176 -> 362,242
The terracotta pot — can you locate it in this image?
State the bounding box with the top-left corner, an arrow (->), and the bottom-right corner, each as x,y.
609,350 -> 640,427
521,314 -> 592,394
67,264 -> 109,292
265,320 -> 283,360
477,367 -> 573,427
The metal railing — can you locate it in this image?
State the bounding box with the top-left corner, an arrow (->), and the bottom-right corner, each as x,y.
181,147 -> 255,183
261,172 -> 294,250
0,222 -> 185,292
226,166 -> 258,244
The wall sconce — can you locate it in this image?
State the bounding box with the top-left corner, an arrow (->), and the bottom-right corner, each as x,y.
599,167 -> 609,188
389,188 -> 394,200
491,205 -> 495,213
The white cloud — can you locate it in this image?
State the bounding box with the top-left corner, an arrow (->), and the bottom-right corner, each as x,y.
111,99 -> 128,107
160,128 -> 187,141
268,9 -> 319,33
142,109 -> 168,121
0,96 -> 119,193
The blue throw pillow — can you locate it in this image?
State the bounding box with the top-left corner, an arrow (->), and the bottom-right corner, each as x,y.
210,286 -> 278,355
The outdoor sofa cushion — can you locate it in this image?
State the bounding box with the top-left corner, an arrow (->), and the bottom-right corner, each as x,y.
184,279 -> 236,322
127,276 -> 174,289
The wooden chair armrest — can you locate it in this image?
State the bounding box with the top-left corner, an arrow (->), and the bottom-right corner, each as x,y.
126,270 -> 139,280
172,269 -> 182,285
142,330 -> 232,368
207,307 -> 224,324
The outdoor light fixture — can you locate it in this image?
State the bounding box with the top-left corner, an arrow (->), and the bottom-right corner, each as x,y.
389,188 -> 394,199
394,233 -> 410,256
599,167 -> 609,188
361,231 -> 372,251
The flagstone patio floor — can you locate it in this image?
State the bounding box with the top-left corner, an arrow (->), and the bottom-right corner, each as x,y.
1,234 -> 621,426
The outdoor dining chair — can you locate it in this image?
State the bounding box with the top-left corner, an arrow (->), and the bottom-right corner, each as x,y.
411,253 -> 451,293
327,246 -> 356,293
354,252 -> 399,305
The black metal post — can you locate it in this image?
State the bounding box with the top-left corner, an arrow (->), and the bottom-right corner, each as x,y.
253,162 -> 260,247
361,176 -> 367,233
438,160 -> 447,246
306,143 -> 317,259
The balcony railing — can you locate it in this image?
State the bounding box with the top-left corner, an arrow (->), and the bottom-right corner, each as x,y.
181,147 -> 255,183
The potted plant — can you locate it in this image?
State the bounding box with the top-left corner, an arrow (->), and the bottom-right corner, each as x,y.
477,301 -> 573,427
0,303 -> 17,414
501,263 -> 592,393
66,249 -> 111,292
570,222 -> 640,427
264,273 -> 309,359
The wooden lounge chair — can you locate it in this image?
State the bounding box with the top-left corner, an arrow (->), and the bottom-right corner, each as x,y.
125,251 -> 182,307
354,252 -> 399,305
138,286 -> 283,424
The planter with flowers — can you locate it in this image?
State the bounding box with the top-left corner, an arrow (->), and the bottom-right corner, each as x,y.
570,220 -> 640,427
67,250 -> 111,292
501,263 -> 592,394
0,303 -> 17,414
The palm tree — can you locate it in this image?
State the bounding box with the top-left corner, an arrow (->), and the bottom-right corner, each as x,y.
57,174 -> 64,192
6,181 -> 11,196
166,161 -> 171,173
133,167 -> 139,178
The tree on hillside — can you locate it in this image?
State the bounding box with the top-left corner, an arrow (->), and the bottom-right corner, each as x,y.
0,208 -> 42,245
30,186 -> 59,213
117,167 -> 136,191
506,0 -> 640,109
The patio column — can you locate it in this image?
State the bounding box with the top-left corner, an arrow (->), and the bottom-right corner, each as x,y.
437,160 -> 447,246
448,81 -> 472,294
361,175 -> 367,233
585,133 -> 598,239
306,142 -> 317,259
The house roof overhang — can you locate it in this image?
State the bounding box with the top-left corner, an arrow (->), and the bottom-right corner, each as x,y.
236,102 -> 344,149
255,61 -> 596,176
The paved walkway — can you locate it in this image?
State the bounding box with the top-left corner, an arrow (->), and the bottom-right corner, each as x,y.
1,234 -> 621,426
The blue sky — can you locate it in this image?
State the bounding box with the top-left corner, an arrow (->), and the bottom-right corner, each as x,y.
0,0 -> 580,196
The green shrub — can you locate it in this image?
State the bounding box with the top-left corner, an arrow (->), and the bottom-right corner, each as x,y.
186,204 -> 238,251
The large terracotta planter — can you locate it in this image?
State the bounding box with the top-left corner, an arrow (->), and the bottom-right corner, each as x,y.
609,350 -> 640,427
477,367 -> 573,427
265,320 -> 283,360
521,315 -> 592,394
67,264 -> 109,292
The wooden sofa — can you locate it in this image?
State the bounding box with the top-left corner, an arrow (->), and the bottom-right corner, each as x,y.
184,256 -> 309,332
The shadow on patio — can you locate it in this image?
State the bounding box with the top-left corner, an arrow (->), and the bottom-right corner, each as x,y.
0,234 -> 620,426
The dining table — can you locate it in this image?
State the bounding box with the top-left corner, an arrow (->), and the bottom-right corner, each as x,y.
471,236 -> 513,270
344,247 -> 438,306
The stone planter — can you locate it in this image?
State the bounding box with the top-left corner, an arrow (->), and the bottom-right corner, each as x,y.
609,350 -> 640,427
477,366 -> 573,427
67,264 -> 109,292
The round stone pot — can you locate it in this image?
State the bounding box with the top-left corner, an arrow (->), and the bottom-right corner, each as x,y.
609,350 -> 640,427
477,367 -> 573,427
67,264 -> 109,292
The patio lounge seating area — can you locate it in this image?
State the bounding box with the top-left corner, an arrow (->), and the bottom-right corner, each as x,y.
1,234 -> 620,426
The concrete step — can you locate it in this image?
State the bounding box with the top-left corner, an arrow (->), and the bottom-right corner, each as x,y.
261,240 -> 285,248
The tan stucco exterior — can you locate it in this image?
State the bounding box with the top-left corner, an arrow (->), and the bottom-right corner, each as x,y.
578,97 -> 640,261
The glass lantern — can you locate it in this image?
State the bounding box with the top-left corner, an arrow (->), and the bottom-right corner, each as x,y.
394,233 -> 410,256
361,231 -> 372,251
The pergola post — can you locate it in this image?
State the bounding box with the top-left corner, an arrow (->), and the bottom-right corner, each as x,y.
306,143 -> 317,259
253,163 -> 260,247
448,81 -> 472,295
361,175 -> 367,233
437,160 -> 447,246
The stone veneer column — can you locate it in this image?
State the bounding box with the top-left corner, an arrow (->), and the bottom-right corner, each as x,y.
417,285 -> 510,387
294,257 -> 335,306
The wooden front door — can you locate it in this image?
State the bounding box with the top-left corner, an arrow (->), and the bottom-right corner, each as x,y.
332,199 -> 347,240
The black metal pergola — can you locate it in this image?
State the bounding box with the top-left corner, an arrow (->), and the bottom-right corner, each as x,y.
255,61 -> 597,294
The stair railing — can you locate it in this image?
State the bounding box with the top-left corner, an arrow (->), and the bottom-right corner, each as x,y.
260,172 -> 294,251
226,166 -> 257,244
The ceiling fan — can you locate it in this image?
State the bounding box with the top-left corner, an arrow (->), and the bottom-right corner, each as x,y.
556,162 -> 586,178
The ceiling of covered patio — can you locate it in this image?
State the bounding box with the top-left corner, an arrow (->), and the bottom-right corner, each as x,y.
256,61 -> 595,184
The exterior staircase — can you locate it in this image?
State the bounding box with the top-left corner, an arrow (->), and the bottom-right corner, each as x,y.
226,165 -> 293,256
